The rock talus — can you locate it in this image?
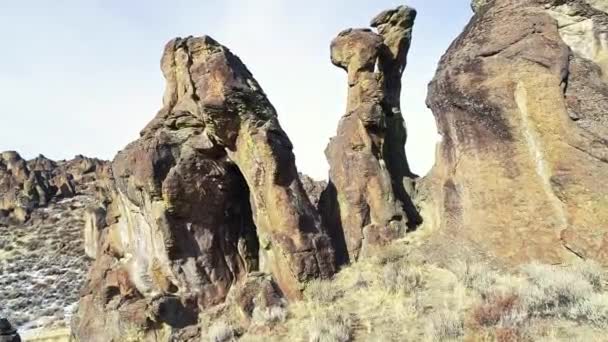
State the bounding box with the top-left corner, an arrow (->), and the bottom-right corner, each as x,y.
72,36 -> 335,341
321,6 -> 421,264
420,0 -> 608,265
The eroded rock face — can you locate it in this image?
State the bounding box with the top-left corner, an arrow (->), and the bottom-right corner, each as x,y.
73,36 -> 335,341
322,6 -> 421,264
420,0 -> 608,265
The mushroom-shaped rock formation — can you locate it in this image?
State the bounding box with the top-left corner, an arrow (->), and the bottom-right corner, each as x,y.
321,6 -> 421,264
419,0 -> 608,265
72,36 -> 336,341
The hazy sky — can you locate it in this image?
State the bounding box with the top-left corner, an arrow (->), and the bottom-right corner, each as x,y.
0,0 -> 471,180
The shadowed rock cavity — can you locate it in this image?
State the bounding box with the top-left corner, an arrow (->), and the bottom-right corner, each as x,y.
72,36 -> 336,341
418,0 -> 608,266
321,6 -> 422,265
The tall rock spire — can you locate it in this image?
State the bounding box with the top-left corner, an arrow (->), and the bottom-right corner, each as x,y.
322,6 -> 420,264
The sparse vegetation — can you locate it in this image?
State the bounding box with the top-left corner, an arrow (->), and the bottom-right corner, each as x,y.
200,241 -> 608,341
0,193 -> 93,330
124,324 -> 145,342
308,311 -> 352,342
426,310 -> 464,341
251,305 -> 288,325
208,322 -> 237,342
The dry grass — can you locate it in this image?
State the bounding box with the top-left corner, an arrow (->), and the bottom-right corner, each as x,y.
518,261 -> 603,322
470,292 -> 522,328
124,323 -> 146,342
207,322 -> 237,342
199,242 -> 608,341
251,305 -> 288,325
426,310 -> 464,341
308,311 -> 353,342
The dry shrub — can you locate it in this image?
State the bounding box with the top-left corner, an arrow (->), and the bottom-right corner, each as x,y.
380,262 -> 423,294
208,321 -> 236,342
449,261 -> 498,296
308,311 -> 352,342
426,309 -> 464,342
494,326 -> 523,342
470,293 -> 521,327
124,324 -> 145,342
574,259 -> 606,292
567,292 -> 608,328
251,305 -> 287,325
520,262 -> 594,316
305,280 -> 343,303
369,243 -> 409,265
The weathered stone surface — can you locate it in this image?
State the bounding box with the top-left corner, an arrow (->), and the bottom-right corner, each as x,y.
299,173 -> 327,208
83,206 -> 107,259
73,35 -> 335,341
322,6 -> 421,265
419,0 -> 608,265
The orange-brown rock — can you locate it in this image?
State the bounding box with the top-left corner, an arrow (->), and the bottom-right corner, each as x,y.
72,36 -> 335,341
322,6 -> 421,265
419,0 -> 608,265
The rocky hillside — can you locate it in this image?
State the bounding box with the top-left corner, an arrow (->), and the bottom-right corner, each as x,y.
0,153 -> 108,330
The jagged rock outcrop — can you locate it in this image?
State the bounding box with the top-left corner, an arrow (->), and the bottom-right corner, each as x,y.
0,319 -> 20,342
72,36 -> 335,341
321,6 -> 421,264
0,152 -> 106,224
299,173 -> 327,208
420,0 -> 608,265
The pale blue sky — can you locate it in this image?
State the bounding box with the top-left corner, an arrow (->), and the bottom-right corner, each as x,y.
0,1 -> 471,179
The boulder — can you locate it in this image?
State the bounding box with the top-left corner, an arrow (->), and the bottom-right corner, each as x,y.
419,0 -> 608,265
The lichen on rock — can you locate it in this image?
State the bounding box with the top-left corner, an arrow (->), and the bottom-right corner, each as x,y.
321,6 -> 421,265
71,36 -> 336,341
419,0 -> 608,266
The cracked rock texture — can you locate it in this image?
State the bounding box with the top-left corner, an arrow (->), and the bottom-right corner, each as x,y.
418,0 -> 608,265
71,36 -> 336,342
321,6 -> 421,265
